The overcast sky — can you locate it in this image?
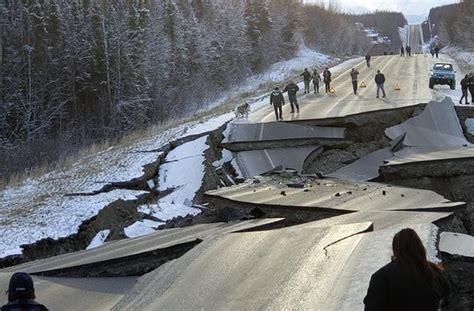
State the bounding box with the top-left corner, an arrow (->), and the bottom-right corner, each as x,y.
305,0 -> 461,17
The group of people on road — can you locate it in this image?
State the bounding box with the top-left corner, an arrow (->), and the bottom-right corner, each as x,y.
270,67 -> 333,121
270,62 -> 391,121
460,73 -> 474,105
400,45 -> 412,57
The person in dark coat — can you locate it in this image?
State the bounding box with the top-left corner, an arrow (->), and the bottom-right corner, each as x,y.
375,70 -> 386,98
400,45 -> 405,57
312,69 -> 321,94
430,48 -> 435,58
1,272 -> 48,311
283,81 -> 300,113
460,74 -> 469,105
406,46 -> 412,57
469,73 -> 474,104
350,68 -> 360,95
434,46 -> 440,58
365,53 -> 371,68
269,87 -> 285,121
364,228 -> 449,311
300,68 -> 312,94
323,67 -> 332,93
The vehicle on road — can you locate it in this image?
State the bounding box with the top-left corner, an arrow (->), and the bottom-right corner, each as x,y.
429,63 -> 456,90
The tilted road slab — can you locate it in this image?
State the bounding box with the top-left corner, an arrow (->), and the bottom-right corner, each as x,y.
111,222 -> 440,311
0,219 -> 284,275
234,146 -> 321,178
0,273 -> 138,311
205,178 -> 464,213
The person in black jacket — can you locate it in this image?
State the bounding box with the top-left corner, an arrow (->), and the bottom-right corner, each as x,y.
375,70 -> 386,98
300,68 -> 312,94
270,87 -> 285,121
364,228 -> 449,311
400,46 -> 405,57
1,272 -> 48,311
323,67 -> 332,93
406,46 -> 412,57
460,74 -> 469,105
469,73 -> 474,104
434,46 -> 440,58
365,53 -> 371,68
312,69 -> 321,94
283,81 -> 300,113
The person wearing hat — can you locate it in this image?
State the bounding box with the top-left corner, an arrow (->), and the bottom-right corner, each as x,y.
1,272 -> 48,311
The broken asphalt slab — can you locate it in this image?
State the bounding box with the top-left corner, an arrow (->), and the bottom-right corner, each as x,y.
111,222 -> 439,311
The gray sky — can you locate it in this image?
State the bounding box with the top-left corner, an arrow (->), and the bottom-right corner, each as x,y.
306,0 -> 461,16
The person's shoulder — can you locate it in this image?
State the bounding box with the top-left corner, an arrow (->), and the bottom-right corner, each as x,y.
373,261 -> 398,277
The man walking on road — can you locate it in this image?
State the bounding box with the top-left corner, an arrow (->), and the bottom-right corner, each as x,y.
312,69 -> 321,94
270,87 -> 285,121
350,68 -> 360,95
323,67 -> 332,93
460,74 -> 469,105
375,70 -> 386,98
365,53 -> 371,68
283,81 -> 300,113
434,46 -> 440,58
400,46 -> 405,57
468,73 -> 474,104
406,46 -> 412,57
300,68 -> 311,94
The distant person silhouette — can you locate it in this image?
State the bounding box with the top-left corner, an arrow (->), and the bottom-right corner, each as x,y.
323,67 -> 332,93
406,46 -> 412,57
365,53 -> 371,67
434,46 -> 440,58
1,272 -> 48,311
269,87 -> 285,121
312,69 -> 321,94
300,68 -> 311,94
364,228 -> 449,311
350,68 -> 360,95
460,74 -> 469,105
400,45 -> 405,57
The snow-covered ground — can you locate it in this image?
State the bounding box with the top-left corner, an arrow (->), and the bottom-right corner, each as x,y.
399,26 -> 408,45
0,114 -> 233,258
86,230 -> 111,250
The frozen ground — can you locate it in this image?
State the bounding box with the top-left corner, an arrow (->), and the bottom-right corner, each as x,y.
86,230 -> 111,250
124,219 -> 163,239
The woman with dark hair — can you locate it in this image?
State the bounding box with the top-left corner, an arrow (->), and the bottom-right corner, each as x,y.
364,228 -> 449,311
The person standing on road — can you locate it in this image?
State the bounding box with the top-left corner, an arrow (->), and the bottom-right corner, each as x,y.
283,81 -> 300,113
406,46 -> 412,57
312,69 -> 321,94
469,73 -> 474,104
300,68 -> 311,94
323,67 -> 332,93
1,272 -> 49,311
364,228 -> 449,311
270,87 -> 285,121
434,45 -> 440,58
375,70 -> 386,98
350,68 -> 360,95
430,47 -> 435,58
365,53 -> 371,68
460,74 -> 469,105
400,45 -> 405,57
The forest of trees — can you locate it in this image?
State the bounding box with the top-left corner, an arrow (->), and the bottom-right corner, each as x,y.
347,11 -> 407,49
0,0 -> 370,181
426,0 -> 474,50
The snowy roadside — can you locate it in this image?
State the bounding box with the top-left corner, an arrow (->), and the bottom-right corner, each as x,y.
0,46 -> 359,258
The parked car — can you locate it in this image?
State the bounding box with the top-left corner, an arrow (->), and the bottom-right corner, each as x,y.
429,63 -> 456,90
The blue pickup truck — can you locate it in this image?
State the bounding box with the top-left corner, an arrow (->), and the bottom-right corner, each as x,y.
429,63 -> 456,90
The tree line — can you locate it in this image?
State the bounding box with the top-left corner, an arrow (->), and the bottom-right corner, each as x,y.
426,0 -> 474,50
0,0 -> 372,181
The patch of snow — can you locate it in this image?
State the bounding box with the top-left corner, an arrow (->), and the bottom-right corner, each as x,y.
180,113 -> 234,138
0,189 -> 146,258
399,26 -> 408,45
231,158 -> 244,179
86,229 -> 111,250
212,149 -> 235,169
142,136 -> 209,222
124,219 -> 163,238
